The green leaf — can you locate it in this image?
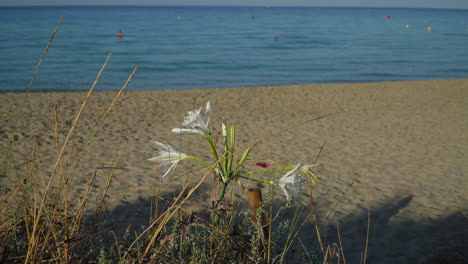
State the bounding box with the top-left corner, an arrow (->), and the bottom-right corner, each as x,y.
228,124 -> 236,172
234,146 -> 251,173
221,120 -> 228,175
230,124 -> 236,153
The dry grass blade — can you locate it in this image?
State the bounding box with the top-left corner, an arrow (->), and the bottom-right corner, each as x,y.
140,164 -> 216,261
336,224 -> 347,264
249,113 -> 335,152
24,53 -> 112,263
95,133 -> 129,218
0,16 -> 63,184
363,201 -> 371,264
54,104 -> 60,155
64,66 -> 138,193
51,53 -> 112,178
279,204 -> 307,264
70,170 -> 98,236
322,244 -> 340,264
310,142 -> 326,256
113,162 -> 232,260
27,16 -> 64,92
324,173 -> 361,223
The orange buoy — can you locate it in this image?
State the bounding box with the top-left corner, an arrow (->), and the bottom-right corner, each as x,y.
117,30 -> 123,38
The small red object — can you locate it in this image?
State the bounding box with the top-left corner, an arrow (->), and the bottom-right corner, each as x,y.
254,162 -> 269,168
274,36 -> 279,41
386,15 -> 391,19
117,31 -> 124,38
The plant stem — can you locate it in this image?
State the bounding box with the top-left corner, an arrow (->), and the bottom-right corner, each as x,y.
218,180 -> 229,201
213,180 -> 230,225
238,165 -> 294,175
237,175 -> 279,185
186,155 -> 210,167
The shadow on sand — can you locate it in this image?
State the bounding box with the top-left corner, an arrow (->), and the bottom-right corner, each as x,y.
313,195 -> 468,264
89,191 -> 467,264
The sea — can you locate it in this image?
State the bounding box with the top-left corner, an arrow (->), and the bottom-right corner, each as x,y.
0,6 -> 468,92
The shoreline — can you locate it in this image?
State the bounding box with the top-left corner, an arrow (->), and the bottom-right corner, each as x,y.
1,77 -> 468,94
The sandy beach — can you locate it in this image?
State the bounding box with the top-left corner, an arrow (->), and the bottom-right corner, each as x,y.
1,79 -> 467,263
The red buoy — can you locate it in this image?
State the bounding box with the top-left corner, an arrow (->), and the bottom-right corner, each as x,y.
386,15 -> 391,19
117,30 -> 123,38
274,36 -> 279,41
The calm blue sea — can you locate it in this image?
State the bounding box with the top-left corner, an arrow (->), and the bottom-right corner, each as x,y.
1,6 -> 468,92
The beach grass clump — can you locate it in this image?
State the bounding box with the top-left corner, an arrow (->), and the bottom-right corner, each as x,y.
0,52 -> 138,263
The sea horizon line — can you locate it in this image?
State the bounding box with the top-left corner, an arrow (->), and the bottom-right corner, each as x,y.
1,5 -> 467,11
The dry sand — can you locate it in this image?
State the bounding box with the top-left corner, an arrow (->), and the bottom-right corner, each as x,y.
1,79 -> 467,263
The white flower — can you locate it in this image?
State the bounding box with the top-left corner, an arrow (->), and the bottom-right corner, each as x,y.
148,140 -> 188,183
172,101 -> 211,136
298,164 -> 319,184
278,163 -> 317,201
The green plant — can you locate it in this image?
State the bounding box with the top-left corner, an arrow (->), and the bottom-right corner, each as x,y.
148,101 -> 320,223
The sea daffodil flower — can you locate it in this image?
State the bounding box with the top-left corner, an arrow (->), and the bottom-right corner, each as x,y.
278,163 -> 315,201
172,101 -> 211,136
148,140 -> 189,183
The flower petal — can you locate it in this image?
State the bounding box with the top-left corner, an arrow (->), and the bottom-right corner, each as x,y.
151,140 -> 170,151
149,139 -> 189,183
175,102 -> 211,136
204,101 -> 211,126
147,156 -> 163,162
277,163 -> 308,201
161,162 -> 178,183
280,185 -> 290,201
172,128 -> 200,135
